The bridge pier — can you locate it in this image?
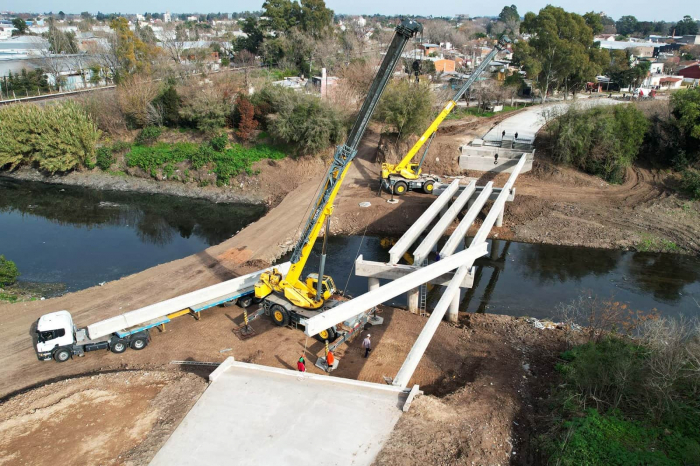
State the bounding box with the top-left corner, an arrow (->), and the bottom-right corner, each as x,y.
496,204 -> 505,227
368,277 -> 380,292
446,292 -> 460,322
407,288 -> 420,313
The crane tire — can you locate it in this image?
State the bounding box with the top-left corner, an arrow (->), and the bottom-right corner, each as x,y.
270,304 -> 290,327
315,327 -> 337,343
423,181 -> 434,194
393,181 -> 408,195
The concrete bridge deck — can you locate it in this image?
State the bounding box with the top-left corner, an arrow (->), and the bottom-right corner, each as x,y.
149,358 -> 409,466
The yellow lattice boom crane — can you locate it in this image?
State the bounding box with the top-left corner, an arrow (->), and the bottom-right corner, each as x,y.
381,34 -> 511,195
253,19 -> 423,342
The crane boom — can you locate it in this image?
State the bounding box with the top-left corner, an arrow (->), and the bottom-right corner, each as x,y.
382,34 -> 511,185
255,19 -> 423,310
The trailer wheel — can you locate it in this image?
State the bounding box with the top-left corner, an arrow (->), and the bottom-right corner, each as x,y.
130,336 -> 148,350
270,304 -> 290,327
54,347 -> 71,363
238,295 -> 253,308
111,340 -> 128,354
393,181 -> 408,195
315,327 -> 337,343
423,181 -> 434,194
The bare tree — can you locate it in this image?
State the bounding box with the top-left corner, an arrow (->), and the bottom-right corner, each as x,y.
161,24 -> 186,64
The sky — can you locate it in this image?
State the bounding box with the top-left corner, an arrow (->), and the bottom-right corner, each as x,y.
3,0 -> 698,23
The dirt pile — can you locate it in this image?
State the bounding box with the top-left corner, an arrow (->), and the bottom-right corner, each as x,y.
375,314 -> 570,466
0,371 -> 206,466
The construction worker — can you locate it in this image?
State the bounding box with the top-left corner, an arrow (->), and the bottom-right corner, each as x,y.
514,132 -> 519,140
362,334 -> 372,358
501,129 -> 506,139
297,354 -> 306,372
326,349 -> 335,372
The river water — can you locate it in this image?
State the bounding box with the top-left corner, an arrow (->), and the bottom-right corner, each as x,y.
2,178 -> 699,319
0,178 -> 265,293
301,236 -> 700,320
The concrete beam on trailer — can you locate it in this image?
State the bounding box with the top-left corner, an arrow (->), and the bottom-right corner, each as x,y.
412,180 -> 476,265
440,182 -> 494,259
393,261 -> 472,388
303,243 -> 488,337
355,255 -> 474,288
388,179 -> 460,265
87,262 -> 291,340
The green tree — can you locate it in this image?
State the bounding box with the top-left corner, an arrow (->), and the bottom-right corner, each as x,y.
58,11 -> 65,20
584,11 -> 604,36
615,15 -> 639,36
0,256 -> 19,287
671,88 -> 700,142
11,18 -> 29,36
46,18 -> 78,54
298,0 -> 334,38
673,15 -> 699,35
514,6 -> 599,102
376,80 -> 434,141
109,17 -> 160,77
261,0 -> 300,32
233,16 -> 265,54
498,5 -> 520,24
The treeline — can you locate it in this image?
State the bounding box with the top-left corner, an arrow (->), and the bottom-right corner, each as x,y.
545,88 -> 700,198
513,7 -> 698,102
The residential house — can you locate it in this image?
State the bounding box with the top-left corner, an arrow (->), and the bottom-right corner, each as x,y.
677,63 -> 700,84
419,43 -> 440,56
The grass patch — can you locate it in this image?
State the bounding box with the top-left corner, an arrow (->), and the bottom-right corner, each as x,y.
541,332 -> 700,466
636,234 -> 680,253
124,140 -> 287,184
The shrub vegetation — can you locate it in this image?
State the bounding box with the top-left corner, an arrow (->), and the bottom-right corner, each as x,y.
0,102 -> 100,173
375,80 -> 434,141
0,256 -> 20,287
541,318 -> 700,465
547,104 -> 648,183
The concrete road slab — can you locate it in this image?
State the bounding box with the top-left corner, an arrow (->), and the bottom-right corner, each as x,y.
150,358 -> 408,466
483,98 -> 622,143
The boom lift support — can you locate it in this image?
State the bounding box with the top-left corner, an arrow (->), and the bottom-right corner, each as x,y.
381,34 -> 511,195
254,19 -> 423,341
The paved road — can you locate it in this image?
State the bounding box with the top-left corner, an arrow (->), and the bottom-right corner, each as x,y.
482,97 -> 623,143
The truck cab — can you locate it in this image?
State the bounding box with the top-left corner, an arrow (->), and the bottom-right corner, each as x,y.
36,310 -> 75,362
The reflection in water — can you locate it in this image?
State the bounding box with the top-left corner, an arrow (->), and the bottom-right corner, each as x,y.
626,253 -> 700,302
0,177 -> 265,293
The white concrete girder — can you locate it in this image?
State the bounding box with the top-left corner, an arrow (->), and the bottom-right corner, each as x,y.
393,262 -> 471,388
440,182 -> 494,259
473,155 -> 526,246
355,255 -> 474,287
412,181 -> 476,264
388,179 -> 460,264
303,244 -> 488,336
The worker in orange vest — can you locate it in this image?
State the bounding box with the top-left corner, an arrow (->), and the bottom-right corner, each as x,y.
326,349 -> 335,372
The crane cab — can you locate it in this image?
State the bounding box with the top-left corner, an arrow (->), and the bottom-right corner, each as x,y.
305,273 -> 336,301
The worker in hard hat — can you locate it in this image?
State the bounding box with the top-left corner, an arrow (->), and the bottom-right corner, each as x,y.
326,349 -> 335,372
362,334 -> 372,358
297,354 -> 306,372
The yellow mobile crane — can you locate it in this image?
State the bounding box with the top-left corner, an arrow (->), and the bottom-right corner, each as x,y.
381,34 -> 511,195
253,19 -> 423,341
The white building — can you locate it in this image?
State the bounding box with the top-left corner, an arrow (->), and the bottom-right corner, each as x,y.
163,11 -> 171,23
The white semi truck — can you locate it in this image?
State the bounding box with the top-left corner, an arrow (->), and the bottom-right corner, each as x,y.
35,263 -> 290,362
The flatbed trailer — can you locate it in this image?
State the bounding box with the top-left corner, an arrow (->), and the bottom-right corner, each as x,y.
35,263 -> 290,362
